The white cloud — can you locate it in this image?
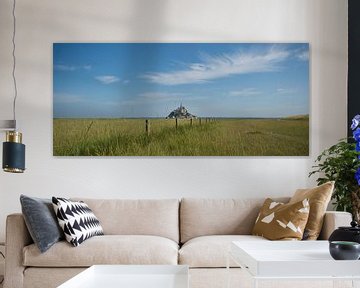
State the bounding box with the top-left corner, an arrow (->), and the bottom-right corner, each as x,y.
54,64 -> 76,71
297,51 -> 309,61
276,88 -> 296,94
95,75 -> 121,84
54,64 -> 92,71
189,63 -> 207,71
230,88 -> 261,97
142,46 -> 290,86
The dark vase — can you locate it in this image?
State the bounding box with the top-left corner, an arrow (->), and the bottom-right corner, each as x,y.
328,221 -> 360,244
329,241 -> 360,260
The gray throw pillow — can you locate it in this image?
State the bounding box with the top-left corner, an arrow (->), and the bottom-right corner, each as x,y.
20,195 -> 64,253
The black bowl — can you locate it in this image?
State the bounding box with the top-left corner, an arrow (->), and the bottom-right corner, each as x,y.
329,241 -> 360,260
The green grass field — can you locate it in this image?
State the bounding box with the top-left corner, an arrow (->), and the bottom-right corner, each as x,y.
53,117 -> 309,156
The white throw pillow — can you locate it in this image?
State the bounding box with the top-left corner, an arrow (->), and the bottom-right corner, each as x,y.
52,197 -> 103,247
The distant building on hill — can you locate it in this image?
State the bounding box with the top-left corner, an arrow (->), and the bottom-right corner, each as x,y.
166,104 -> 197,119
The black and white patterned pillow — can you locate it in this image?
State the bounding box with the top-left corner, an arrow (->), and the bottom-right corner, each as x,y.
52,197 -> 104,247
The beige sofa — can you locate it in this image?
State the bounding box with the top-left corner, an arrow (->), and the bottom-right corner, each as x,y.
4,198 -> 352,288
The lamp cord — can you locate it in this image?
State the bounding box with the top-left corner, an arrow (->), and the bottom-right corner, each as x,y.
12,0 -> 18,129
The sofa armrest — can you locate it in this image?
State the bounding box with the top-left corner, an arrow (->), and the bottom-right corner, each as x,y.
318,211 -> 352,240
4,213 -> 32,288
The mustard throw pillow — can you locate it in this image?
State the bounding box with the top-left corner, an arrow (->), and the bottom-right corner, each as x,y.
289,181 -> 334,240
252,198 -> 310,240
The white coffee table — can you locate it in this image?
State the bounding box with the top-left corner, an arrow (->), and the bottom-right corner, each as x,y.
58,265 -> 189,288
228,241 -> 360,288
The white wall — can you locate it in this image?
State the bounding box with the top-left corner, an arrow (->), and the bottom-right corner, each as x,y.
0,0 -> 347,242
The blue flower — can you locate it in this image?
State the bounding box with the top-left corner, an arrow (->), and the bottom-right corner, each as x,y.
352,115 -> 360,130
357,142 -> 360,152
356,168 -> 360,186
354,128 -> 360,142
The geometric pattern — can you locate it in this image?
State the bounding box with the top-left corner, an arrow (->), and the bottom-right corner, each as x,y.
52,197 -> 104,247
252,198 -> 310,240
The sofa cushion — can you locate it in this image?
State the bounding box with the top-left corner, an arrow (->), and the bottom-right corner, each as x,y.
23,235 -> 178,267
20,195 -> 64,253
52,197 -> 104,247
252,198 -> 310,240
180,198 -> 289,243
290,181 -> 334,240
179,235 -> 267,268
72,198 -> 179,243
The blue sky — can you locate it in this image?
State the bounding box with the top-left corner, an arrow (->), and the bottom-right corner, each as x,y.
53,43 -> 309,118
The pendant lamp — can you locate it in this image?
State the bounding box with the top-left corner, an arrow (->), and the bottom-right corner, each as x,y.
1,0 -> 26,173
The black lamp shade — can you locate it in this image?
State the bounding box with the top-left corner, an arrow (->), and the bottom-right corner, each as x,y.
2,141 -> 25,173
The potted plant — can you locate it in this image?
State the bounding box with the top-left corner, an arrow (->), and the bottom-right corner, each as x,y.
309,115 -> 360,222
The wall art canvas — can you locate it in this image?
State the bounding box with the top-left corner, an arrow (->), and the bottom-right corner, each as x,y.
53,43 -> 309,156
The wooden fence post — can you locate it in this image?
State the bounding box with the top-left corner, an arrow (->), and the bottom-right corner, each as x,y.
190,118 -> 193,126
175,118 -> 178,130
145,119 -> 150,135
199,118 -> 202,125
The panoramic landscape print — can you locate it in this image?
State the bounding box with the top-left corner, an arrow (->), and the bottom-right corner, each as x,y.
53,43 -> 309,156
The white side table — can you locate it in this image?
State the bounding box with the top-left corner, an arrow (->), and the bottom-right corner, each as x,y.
228,240 -> 360,288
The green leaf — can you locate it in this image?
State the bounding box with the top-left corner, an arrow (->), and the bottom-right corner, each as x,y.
309,138 -> 360,214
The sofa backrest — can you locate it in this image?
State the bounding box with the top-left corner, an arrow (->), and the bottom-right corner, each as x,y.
73,198 -> 180,243
180,197 -> 290,243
